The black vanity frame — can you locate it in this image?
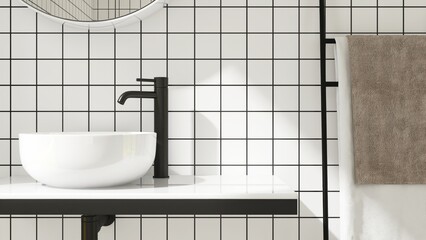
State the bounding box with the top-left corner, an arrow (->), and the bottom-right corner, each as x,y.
320,1 -> 338,240
1,199 -> 297,215
0,196 -> 297,240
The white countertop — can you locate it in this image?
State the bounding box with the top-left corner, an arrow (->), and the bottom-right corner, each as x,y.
0,175 -> 297,200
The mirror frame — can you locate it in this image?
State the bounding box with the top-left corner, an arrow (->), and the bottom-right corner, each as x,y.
22,0 -> 169,29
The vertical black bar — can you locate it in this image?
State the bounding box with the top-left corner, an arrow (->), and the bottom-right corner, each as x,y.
319,0 -> 329,240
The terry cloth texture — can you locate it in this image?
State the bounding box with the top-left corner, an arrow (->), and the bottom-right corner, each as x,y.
347,35 -> 426,184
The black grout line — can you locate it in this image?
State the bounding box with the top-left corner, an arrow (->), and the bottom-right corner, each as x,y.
193,0 -> 197,177
297,1 -> 301,239
113,217 -> 116,240
0,83 -> 328,87
0,163 -> 341,167
140,214 -> 143,240
35,213 -> 38,240
61,214 -> 64,240
272,213 -> 274,240
61,24 -> 64,132
155,5 -> 426,9
219,0 -> 223,176
0,108 -> 336,113
88,29 -> 91,132
0,30 -> 419,35
166,214 -> 169,240
167,163 -> 339,167
219,0 -> 224,235
0,31 -> 324,35
166,3 -> 169,79
97,0 -> 99,20
2,57 -> 337,60
0,137 -> 338,141
0,6 -> 26,8
166,5 -> 169,240
0,215 -> 341,219
376,0 -> 379,35
114,28 -> 117,132
140,20 -> 143,133
35,14 -> 38,134
56,5 -> 421,9
9,109 -> 340,113
350,0 -> 353,35
9,1 -> 12,237
194,215 -> 196,240
1,5 -> 418,9
271,0 -> 275,176
245,0 -> 248,176
220,214 -> 222,240
403,0 -> 405,35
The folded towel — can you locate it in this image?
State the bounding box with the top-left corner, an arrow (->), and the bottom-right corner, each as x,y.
348,35 -> 426,184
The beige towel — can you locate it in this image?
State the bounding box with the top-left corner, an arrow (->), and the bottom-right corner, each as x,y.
348,35 -> 426,184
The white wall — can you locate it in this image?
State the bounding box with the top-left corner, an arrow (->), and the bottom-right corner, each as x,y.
1,0 -> 422,239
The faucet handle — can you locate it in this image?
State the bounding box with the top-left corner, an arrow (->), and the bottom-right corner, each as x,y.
136,78 -> 155,83
137,77 -> 168,88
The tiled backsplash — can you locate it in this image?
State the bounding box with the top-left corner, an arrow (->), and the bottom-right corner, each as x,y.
1,0 -> 421,239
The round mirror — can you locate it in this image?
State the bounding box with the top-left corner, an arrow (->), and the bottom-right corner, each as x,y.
21,0 -> 167,27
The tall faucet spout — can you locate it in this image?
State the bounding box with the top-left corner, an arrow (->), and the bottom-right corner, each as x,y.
118,77 -> 169,179
117,91 -> 157,105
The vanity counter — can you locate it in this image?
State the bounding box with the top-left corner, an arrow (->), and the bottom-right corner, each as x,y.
0,175 -> 297,215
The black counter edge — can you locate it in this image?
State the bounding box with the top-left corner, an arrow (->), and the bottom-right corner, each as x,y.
0,199 -> 297,215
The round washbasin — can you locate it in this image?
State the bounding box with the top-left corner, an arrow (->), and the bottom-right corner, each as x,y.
19,132 -> 157,188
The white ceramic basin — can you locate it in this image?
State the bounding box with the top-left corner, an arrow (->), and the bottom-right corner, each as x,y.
19,132 -> 157,189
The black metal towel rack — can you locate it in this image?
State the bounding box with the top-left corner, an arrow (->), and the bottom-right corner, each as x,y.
319,0 -> 337,240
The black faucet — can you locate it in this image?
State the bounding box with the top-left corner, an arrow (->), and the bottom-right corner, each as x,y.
117,77 -> 168,178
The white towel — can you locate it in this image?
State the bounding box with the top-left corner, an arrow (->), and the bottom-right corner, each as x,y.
335,37 -> 426,240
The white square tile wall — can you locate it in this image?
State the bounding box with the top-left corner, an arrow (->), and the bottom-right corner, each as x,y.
0,0 -> 414,239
